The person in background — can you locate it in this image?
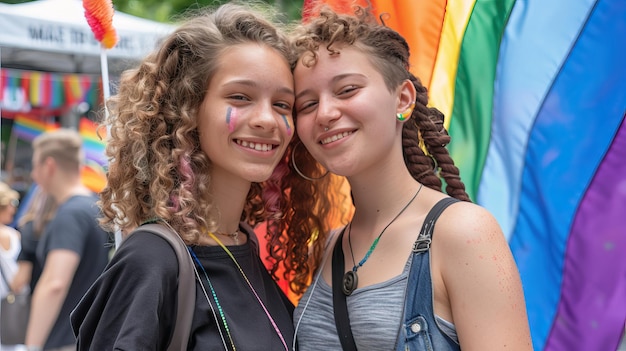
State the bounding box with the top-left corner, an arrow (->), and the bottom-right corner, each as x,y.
10,186 -> 58,296
25,129 -> 110,351
289,5 -> 532,350
70,3 -> 330,350
0,181 -> 22,350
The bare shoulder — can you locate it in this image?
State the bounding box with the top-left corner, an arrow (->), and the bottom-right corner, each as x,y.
431,200 -> 533,349
431,200 -> 516,289
433,200 -> 505,248
431,200 -> 513,284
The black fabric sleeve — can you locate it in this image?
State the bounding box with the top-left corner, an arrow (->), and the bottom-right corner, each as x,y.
71,231 -> 179,350
17,221 -> 37,262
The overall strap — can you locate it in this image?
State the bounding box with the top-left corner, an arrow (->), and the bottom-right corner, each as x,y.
331,227 -> 358,351
138,224 -> 196,351
413,197 -> 460,254
396,197 -> 461,351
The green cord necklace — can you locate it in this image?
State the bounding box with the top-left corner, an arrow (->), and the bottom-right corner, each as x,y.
343,183 -> 423,295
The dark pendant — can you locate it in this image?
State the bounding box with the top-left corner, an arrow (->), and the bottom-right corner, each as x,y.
342,270 -> 358,296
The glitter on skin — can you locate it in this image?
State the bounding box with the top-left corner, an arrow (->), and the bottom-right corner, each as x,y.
226,107 -> 238,132
281,115 -> 292,136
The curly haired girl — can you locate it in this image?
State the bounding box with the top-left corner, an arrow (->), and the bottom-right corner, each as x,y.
70,3 -> 334,350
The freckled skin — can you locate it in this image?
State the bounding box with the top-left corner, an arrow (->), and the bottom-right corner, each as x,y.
431,201 -> 532,349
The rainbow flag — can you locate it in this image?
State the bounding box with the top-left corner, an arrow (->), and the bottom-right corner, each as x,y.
81,159 -> 107,193
79,117 -> 107,193
79,117 -> 107,168
10,115 -> 106,193
303,0 -> 626,349
12,114 -> 59,141
78,117 -> 108,192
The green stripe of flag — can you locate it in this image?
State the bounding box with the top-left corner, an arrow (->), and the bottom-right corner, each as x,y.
448,0 -> 517,201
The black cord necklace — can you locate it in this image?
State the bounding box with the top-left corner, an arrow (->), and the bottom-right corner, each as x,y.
342,183 -> 423,295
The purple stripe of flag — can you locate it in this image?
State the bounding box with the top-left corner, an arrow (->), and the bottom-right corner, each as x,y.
547,116 -> 626,350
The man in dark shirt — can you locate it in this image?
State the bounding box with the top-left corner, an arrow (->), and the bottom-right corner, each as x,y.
25,129 -> 110,351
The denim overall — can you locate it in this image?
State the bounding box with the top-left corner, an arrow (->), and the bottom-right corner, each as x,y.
395,198 -> 461,351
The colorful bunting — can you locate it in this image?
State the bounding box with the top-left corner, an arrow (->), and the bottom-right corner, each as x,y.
0,68 -> 101,111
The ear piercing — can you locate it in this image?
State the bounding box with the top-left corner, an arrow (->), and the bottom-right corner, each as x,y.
396,103 -> 416,121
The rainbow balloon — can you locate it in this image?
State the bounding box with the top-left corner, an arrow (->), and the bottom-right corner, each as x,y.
82,0 -> 118,49
303,0 -> 626,349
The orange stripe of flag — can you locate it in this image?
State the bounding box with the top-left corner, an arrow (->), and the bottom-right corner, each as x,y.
371,0 -> 447,88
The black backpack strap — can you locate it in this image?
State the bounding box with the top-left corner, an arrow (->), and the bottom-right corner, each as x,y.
331,227 -> 358,351
413,197 -> 460,253
136,224 -> 195,351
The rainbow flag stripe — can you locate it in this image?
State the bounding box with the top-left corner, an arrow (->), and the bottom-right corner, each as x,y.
79,117 -> 107,168
12,114 -> 59,141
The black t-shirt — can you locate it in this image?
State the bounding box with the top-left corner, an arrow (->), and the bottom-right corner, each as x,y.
17,220 -> 43,292
37,194 -> 111,349
71,224 -> 295,350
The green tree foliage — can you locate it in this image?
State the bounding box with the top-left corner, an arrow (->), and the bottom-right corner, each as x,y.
0,0 -> 304,23
117,0 -> 303,23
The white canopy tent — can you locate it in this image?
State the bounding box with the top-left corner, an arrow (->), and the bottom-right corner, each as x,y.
0,0 -> 175,74
0,0 -> 176,122
0,0 -> 174,161
0,0 -> 175,246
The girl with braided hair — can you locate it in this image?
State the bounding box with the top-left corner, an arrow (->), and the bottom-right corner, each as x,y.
289,5 -> 532,350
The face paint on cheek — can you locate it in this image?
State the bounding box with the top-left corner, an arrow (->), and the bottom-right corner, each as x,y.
281,115 -> 292,136
226,107 -> 238,132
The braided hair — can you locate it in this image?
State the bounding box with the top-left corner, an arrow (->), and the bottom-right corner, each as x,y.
291,5 -> 470,202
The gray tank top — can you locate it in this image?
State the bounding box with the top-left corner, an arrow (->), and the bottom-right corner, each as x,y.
293,254 -> 457,350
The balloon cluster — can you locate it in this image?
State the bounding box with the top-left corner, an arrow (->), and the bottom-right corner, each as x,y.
82,0 -> 118,49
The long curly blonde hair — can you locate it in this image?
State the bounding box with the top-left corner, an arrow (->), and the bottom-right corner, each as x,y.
100,3 -> 292,243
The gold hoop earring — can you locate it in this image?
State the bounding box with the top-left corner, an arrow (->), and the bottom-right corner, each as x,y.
396,103 -> 416,122
291,142 -> 329,181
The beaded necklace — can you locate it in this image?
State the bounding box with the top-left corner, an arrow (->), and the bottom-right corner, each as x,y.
190,232 -> 289,351
208,232 -> 289,351
188,248 -> 234,350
